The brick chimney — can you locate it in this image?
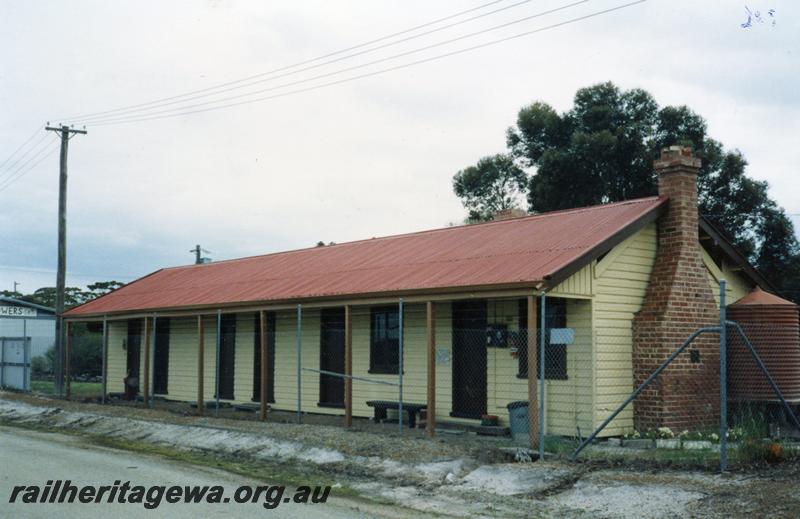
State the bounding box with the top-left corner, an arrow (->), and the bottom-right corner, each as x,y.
632,146 -> 719,432
492,208 -> 528,221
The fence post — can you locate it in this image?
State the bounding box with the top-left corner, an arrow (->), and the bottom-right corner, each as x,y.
297,304 -> 302,424
426,301 -> 436,438
150,313 -> 157,407
215,310 -> 221,417
65,321 -> 72,399
539,293 -> 546,460
23,318 -> 29,391
527,295 -> 538,450
101,316 -> 108,403
398,298 -> 404,432
142,317 -> 150,407
719,279 -> 727,472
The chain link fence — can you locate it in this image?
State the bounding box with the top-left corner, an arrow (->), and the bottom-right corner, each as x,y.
28,281 -> 800,471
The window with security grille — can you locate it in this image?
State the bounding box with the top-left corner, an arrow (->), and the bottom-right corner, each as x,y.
517,298 -> 568,380
370,306 -> 400,374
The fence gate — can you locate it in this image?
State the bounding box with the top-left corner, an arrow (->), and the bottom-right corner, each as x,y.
0,337 -> 31,390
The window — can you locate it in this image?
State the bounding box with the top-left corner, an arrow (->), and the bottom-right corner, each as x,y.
370,306 -> 400,374
517,298 -> 568,380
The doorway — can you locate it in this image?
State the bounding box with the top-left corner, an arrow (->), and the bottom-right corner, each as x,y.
319,308 -> 345,407
451,300 -> 487,419
126,319 -> 142,395
217,314 -> 236,400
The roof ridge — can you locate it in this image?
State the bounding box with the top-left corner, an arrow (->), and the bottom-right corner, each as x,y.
161,196 -> 663,272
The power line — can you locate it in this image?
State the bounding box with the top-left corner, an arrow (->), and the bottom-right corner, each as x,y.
71,0 -> 587,126
0,136 -> 60,192
0,264 -> 135,280
85,1 -> 646,127
62,0 -> 540,126
53,0 -> 511,123
0,125 -> 44,171
0,131 -> 52,183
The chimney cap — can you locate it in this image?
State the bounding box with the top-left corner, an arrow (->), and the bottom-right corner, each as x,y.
492,208 -> 528,221
654,145 -> 701,171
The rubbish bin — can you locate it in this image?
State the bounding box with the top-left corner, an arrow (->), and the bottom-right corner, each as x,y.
507,401 -> 529,443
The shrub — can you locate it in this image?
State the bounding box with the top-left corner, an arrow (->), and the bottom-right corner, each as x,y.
31,355 -> 51,376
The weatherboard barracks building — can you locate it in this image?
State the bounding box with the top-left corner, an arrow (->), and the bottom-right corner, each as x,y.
64,147 -> 776,438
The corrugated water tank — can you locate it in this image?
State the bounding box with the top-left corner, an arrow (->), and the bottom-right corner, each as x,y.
727,288 -> 800,402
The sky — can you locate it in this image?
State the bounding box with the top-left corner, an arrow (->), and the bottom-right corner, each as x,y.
1,0 -> 798,294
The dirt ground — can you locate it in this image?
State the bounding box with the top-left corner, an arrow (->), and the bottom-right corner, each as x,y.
3,391 -> 800,518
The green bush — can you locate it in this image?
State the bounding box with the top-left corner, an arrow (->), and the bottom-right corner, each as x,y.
31,355 -> 51,376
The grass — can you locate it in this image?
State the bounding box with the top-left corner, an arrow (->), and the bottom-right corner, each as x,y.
30,380 -> 102,399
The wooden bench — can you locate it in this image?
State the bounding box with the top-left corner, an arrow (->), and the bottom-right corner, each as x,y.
366,400 -> 426,429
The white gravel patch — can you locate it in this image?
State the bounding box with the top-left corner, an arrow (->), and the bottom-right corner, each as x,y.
550,480 -> 705,519
461,464 -> 571,496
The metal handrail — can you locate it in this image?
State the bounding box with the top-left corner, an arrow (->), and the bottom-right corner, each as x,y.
571,326 -> 721,460
301,367 -> 400,387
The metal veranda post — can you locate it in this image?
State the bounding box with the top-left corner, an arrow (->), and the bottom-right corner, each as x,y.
296,304 -> 302,424
719,280 -> 728,472
539,293 -> 546,460
398,298 -> 404,432
215,310 -> 221,417
22,319 -> 29,391
151,313 -> 157,407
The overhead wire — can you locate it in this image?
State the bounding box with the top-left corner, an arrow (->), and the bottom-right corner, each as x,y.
82,1 -> 646,127
69,0 -> 587,125
52,0 -> 513,123
0,131 -> 52,184
58,0 -> 540,126
0,125 -> 44,171
0,136 -> 60,193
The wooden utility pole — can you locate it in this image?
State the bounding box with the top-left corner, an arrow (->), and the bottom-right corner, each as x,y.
45,124 -> 86,396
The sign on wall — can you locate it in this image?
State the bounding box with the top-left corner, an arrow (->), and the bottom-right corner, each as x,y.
0,305 -> 37,318
435,347 -> 450,366
550,328 -> 575,345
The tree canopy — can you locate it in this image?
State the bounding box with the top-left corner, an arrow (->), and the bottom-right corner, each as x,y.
453,82 -> 800,301
1,280 -> 125,309
452,153 -> 527,222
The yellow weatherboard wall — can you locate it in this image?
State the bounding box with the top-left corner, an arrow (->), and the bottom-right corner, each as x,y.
101,222 -> 756,439
592,223 -> 658,436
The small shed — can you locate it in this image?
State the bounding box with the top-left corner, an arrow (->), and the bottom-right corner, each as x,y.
0,296 -> 55,358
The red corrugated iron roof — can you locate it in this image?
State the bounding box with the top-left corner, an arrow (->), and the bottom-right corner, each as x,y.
65,196 -> 666,316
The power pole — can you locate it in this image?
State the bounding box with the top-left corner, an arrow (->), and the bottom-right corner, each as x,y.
190,245 -> 211,264
191,244 -> 202,264
45,124 -> 87,396
12,281 -> 20,294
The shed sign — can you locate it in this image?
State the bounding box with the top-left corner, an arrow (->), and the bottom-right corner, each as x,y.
0,305 -> 37,317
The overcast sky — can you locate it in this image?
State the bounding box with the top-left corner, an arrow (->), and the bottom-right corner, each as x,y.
1,0 -> 798,294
